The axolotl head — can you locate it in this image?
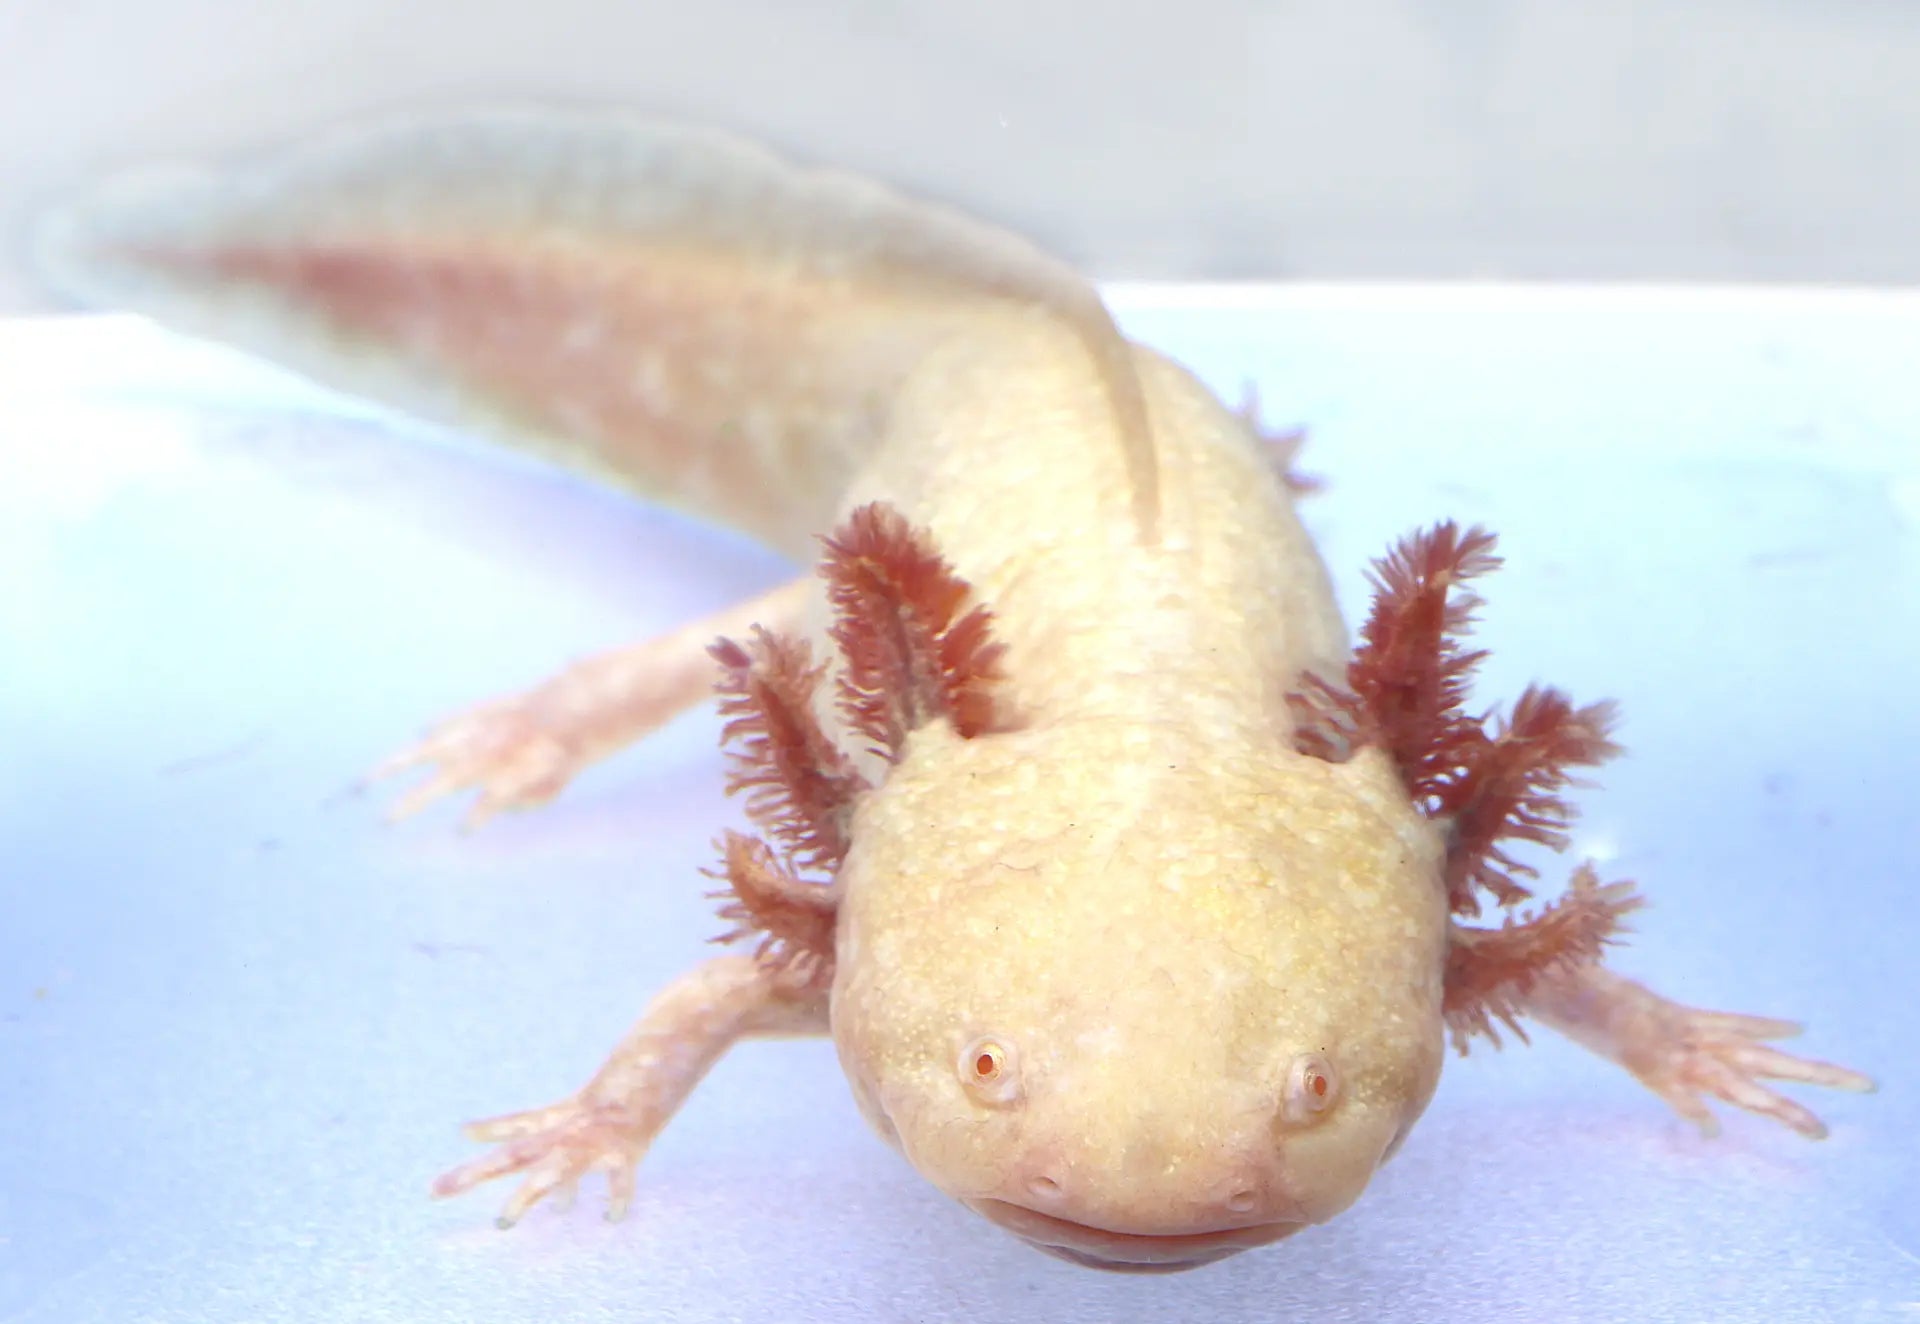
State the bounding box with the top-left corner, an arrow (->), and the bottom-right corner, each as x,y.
829,725 -> 1450,1271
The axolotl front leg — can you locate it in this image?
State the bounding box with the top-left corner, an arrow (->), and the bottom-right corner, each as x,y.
433,954 -> 826,1225
1294,522 -> 1874,1137
432,505 -> 1006,1224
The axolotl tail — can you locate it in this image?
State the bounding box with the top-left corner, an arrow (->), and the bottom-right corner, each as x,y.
28,107 -> 1156,556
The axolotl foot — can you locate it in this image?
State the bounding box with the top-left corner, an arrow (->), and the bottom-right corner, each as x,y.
1610,999 -> 1874,1140
431,1094 -> 657,1228
368,580 -> 811,828
371,687 -> 586,829
430,955 -> 829,1228
1524,964 -> 1875,1139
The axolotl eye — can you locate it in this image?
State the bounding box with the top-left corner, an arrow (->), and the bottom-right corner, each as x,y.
1283,1051 -> 1339,1123
957,1035 -> 1022,1106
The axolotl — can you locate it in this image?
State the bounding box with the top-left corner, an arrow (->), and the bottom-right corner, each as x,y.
29,109 -> 1873,1271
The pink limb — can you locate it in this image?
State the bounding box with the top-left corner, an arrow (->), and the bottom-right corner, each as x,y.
1520,961 -> 1875,1139
371,577 -> 810,826
430,954 -> 828,1226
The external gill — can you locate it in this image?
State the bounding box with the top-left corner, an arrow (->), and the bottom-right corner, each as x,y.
1288,521 -> 1639,1050
706,501 -> 1010,984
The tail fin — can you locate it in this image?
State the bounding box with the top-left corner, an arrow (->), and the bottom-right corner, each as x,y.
32,107 -> 1156,549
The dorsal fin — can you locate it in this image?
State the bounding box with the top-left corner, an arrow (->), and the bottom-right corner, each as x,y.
32,107 -> 1158,542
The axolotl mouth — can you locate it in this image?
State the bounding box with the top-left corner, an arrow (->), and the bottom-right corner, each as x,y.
965,1198 -> 1306,1273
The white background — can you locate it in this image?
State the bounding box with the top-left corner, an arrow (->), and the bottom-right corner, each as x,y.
2,286 -> 1915,1321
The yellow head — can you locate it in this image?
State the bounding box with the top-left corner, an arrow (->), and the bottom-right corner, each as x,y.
830,722 -> 1449,1271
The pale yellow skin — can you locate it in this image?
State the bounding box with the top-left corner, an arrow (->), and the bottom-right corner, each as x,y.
827,325 -> 1447,1266
32,108 -> 1872,1273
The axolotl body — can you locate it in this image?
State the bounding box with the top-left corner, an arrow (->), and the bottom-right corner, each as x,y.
30,109 -> 1873,1271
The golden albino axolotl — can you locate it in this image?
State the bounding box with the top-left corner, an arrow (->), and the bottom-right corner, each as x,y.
31,108 -> 1873,1272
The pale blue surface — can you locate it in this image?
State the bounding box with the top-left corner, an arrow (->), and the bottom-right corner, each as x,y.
1,287 -> 1916,1322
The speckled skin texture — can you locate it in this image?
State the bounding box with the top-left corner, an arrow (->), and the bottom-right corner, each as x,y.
826,322 -> 1449,1266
